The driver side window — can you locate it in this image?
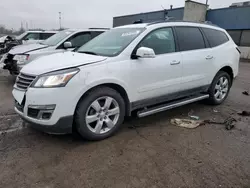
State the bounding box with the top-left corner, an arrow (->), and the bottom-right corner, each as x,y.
66,32 -> 91,48
23,33 -> 40,40
138,28 -> 176,55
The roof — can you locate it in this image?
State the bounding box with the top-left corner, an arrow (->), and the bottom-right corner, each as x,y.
114,21 -> 223,31
26,30 -> 58,33
65,28 -> 109,32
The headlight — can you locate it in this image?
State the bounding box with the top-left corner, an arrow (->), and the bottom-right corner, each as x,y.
13,54 -> 29,64
32,68 -> 79,88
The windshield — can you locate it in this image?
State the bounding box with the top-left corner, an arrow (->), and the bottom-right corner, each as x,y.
77,28 -> 145,57
40,30 -> 74,46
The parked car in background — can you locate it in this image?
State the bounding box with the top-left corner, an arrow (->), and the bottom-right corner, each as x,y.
12,21 -> 240,141
16,30 -> 58,45
0,30 -> 57,57
2,28 -> 107,75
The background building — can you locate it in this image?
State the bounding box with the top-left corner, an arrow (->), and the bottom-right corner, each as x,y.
113,0 -> 250,59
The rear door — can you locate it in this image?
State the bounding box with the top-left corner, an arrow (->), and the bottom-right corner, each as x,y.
201,28 -> 231,82
175,26 -> 213,91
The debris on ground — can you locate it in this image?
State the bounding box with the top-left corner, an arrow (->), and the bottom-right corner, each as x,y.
204,117 -> 237,130
213,109 -> 219,113
189,115 -> 200,120
171,119 -> 203,129
188,110 -> 200,120
238,111 -> 250,116
242,91 -> 249,96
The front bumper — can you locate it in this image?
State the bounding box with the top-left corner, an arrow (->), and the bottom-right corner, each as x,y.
18,109 -> 73,134
12,86 -> 79,134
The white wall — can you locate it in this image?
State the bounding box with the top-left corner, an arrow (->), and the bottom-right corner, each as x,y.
239,47 -> 250,59
183,1 -> 208,22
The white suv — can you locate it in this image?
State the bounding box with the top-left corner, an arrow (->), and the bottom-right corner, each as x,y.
12,21 -> 240,140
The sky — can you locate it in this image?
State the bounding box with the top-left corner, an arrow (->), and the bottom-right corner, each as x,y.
0,0 -> 246,30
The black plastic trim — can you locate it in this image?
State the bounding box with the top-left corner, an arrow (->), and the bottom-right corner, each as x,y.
21,115 -> 73,134
131,85 -> 210,111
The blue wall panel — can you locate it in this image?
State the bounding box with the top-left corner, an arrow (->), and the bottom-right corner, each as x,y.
207,7 -> 250,30
113,8 -> 184,27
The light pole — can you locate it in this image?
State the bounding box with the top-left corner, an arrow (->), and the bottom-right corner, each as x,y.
59,12 -> 62,30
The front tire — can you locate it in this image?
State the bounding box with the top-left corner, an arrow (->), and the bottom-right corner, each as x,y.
75,87 -> 125,141
207,71 -> 231,105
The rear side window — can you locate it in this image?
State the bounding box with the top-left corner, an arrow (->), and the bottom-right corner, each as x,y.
175,27 -> 205,52
202,28 -> 229,47
40,33 -> 55,40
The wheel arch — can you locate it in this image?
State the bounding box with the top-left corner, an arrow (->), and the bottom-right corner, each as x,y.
74,83 -> 131,117
218,66 -> 234,85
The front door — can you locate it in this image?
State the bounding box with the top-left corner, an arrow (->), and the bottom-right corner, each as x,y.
130,27 -> 182,102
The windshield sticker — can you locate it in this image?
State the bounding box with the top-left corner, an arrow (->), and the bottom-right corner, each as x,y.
121,30 -> 140,37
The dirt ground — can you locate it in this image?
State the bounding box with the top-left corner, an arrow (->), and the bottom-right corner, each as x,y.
0,63 -> 250,188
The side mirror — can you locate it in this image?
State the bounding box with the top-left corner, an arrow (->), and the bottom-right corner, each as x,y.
136,47 -> 155,58
24,38 -> 29,41
63,42 -> 72,49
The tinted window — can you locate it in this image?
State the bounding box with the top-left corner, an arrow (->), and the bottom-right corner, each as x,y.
227,30 -> 241,45
240,30 -> 250,46
67,32 -> 92,48
202,28 -> 229,47
138,28 -> 175,55
176,27 -> 205,51
91,31 -> 104,38
23,33 -> 40,40
40,33 -> 55,40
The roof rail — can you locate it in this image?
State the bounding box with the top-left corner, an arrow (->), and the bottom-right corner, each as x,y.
147,19 -> 219,27
89,28 -> 109,30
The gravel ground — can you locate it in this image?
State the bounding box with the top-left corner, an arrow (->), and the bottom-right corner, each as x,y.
0,63 -> 250,188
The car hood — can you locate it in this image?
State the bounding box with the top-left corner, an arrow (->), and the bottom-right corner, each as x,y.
9,43 -> 48,55
21,51 -> 107,75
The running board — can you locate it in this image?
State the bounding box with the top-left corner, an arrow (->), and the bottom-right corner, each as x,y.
137,94 -> 209,118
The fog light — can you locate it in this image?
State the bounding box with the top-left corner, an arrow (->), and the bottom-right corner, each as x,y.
28,105 -> 56,120
28,104 -> 56,110
42,112 -> 52,120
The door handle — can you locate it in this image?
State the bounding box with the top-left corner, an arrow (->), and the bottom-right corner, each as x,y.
206,55 -> 214,60
170,60 -> 180,65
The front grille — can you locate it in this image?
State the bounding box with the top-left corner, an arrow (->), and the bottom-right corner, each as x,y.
16,73 -> 36,90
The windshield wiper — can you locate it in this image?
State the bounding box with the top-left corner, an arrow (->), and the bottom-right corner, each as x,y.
78,51 -> 98,55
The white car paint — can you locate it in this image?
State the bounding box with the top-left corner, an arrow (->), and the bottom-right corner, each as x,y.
12,21 -> 240,132
7,29 -> 106,70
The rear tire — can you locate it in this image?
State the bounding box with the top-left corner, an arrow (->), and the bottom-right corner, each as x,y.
207,71 -> 231,105
75,87 -> 125,141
